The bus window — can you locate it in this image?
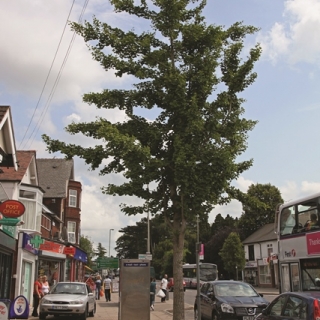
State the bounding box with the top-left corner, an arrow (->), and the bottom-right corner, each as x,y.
301,259 -> 320,291
280,207 -> 295,235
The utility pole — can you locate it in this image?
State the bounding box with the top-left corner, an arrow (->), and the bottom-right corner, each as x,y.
109,229 -> 114,257
196,215 -> 201,318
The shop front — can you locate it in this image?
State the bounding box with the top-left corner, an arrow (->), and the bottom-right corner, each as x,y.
244,261 -> 258,286
64,246 -> 87,282
0,229 -> 16,299
38,240 -> 66,285
14,232 -> 38,304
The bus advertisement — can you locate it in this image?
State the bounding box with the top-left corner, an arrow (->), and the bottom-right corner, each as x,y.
276,192 -> 320,293
182,263 -> 218,288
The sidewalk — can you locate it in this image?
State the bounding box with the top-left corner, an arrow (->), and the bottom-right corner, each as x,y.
94,291 -> 193,320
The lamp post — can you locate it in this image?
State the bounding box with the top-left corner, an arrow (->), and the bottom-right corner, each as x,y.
109,229 -> 114,257
147,211 -> 150,254
196,215 -> 201,318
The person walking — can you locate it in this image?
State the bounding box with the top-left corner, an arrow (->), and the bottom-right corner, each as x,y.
150,278 -> 156,311
160,274 -> 168,303
103,276 -> 112,302
95,275 -> 102,300
31,275 -> 43,317
41,275 -> 50,296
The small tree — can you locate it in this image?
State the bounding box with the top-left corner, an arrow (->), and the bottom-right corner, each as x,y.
95,242 -> 107,258
80,235 -> 95,268
219,232 -> 245,279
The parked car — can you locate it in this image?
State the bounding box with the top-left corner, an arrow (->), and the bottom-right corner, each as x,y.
255,291 -> 320,320
39,282 -> 96,320
194,280 -> 269,320
167,277 -> 186,292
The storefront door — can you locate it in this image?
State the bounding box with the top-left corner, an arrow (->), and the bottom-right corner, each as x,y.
21,261 -> 32,301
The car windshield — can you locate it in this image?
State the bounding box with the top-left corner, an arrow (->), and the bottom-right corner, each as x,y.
51,283 -> 86,295
214,283 -> 259,297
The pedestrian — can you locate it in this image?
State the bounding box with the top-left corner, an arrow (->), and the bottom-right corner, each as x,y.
41,275 -> 50,296
103,276 -> 112,302
150,277 -> 156,311
160,274 -> 168,303
95,275 -> 102,300
31,275 -> 43,317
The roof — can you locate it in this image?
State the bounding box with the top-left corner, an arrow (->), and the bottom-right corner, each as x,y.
0,150 -> 36,181
36,158 -> 74,198
242,223 -> 277,244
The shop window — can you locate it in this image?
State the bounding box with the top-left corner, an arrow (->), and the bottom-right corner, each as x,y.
259,265 -> 271,284
69,190 -> 77,207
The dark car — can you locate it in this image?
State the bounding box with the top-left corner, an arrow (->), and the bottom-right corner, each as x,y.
194,280 -> 269,320
255,291 -> 320,320
167,277 -> 186,292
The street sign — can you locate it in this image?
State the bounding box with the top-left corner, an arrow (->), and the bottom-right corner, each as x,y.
138,254 -> 152,260
96,257 -> 119,269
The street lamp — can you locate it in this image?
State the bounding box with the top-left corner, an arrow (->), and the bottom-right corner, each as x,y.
109,229 -> 114,257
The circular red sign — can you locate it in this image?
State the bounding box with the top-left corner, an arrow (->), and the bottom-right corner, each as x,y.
0,200 -> 25,218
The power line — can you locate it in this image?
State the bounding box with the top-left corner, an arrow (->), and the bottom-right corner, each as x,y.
21,0 -> 90,149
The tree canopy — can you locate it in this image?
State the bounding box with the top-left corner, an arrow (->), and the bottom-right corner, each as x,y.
42,0 -> 261,318
238,183 -> 283,239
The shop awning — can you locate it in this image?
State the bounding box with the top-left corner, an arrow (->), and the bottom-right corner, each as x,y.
85,265 -> 94,272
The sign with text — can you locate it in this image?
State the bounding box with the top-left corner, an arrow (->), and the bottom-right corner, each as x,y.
0,200 -> 25,218
96,257 -> 119,269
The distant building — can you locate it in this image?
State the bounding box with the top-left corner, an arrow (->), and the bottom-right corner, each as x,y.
242,223 -> 278,288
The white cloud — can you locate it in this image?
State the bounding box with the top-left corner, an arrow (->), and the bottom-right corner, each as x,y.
259,0 -> 320,65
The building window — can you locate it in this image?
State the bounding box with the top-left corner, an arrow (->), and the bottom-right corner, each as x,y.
69,190 -> 77,207
41,215 -> 51,230
67,221 -> 76,244
248,245 -> 255,261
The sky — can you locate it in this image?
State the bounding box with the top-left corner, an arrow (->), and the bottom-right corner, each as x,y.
1,0 -> 320,256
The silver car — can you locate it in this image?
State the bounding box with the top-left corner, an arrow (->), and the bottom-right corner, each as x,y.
39,282 -> 96,320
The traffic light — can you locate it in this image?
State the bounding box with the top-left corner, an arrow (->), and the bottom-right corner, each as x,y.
0,217 -> 24,226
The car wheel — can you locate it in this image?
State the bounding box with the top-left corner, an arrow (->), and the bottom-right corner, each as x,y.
39,312 -> 46,320
89,303 -> 96,317
81,306 -> 88,320
212,312 -> 219,320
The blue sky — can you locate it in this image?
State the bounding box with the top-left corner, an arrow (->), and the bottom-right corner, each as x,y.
1,0 -> 320,254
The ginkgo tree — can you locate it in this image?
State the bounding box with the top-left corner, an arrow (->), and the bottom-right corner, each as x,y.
42,0 -> 261,318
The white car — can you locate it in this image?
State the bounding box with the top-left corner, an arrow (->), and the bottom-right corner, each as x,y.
39,282 -> 96,320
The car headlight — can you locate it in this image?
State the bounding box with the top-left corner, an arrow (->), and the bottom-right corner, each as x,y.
70,299 -> 86,305
41,298 -> 53,304
221,303 -> 234,313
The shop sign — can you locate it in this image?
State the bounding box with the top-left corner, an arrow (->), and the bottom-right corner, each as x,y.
9,295 -> 29,319
39,240 -> 64,254
0,300 -> 9,320
64,247 -> 76,255
22,233 -> 38,254
0,200 -> 25,218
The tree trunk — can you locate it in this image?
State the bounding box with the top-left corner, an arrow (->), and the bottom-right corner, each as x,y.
172,221 -> 186,320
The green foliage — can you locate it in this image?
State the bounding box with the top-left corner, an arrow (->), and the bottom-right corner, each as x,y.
95,242 -> 107,258
80,235 -> 95,267
42,0 -> 261,318
205,214 -> 238,277
219,232 -> 245,277
238,183 -> 283,239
